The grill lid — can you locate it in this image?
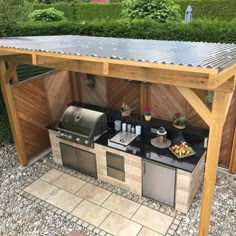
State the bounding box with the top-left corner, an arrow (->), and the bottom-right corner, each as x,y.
57,106 -> 107,138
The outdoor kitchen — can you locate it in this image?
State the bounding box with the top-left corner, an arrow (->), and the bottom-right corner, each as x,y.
48,101 -> 207,213
0,35 -> 235,236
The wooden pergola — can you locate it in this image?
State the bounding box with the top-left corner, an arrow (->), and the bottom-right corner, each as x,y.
0,36 -> 235,235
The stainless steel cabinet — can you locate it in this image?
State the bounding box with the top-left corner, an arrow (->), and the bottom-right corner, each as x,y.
60,143 -> 97,178
142,159 -> 176,207
106,152 -> 125,182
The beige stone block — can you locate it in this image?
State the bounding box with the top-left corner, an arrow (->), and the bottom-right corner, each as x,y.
101,212 -> 142,236
71,200 -> 110,227
25,179 -> 58,200
132,205 -> 173,235
40,169 -> 63,183
138,227 -> 162,236
102,194 -> 140,219
46,189 -> 83,212
76,183 -> 111,205
53,174 -> 86,194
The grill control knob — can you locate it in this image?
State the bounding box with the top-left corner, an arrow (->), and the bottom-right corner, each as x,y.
76,137 -> 81,142
68,135 -> 72,140
84,140 -> 89,145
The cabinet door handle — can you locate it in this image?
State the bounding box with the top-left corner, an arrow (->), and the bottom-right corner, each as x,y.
143,162 -> 146,175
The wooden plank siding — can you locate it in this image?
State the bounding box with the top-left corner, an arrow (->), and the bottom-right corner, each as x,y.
10,70 -> 73,161
43,71 -> 73,122
11,79 -> 51,160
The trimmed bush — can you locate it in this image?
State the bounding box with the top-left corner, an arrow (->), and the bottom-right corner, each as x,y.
13,19 -> 236,44
32,0 -> 236,22
122,0 -> 181,23
29,7 -> 67,22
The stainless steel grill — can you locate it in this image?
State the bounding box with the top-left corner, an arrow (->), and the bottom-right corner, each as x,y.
56,106 -> 107,147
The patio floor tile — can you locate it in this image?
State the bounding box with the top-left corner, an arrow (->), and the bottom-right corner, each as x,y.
71,200 -> 110,227
100,212 -> 142,236
102,193 -> 140,219
52,173 -> 86,194
132,205 -> 174,235
40,169 -> 63,183
138,227 -> 162,236
76,183 -> 111,205
24,179 -> 58,200
46,189 -> 83,212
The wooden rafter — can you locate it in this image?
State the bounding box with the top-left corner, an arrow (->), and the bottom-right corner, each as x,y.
176,87 -> 212,127
0,61 -> 27,166
198,90 -> 234,235
217,64 -> 236,88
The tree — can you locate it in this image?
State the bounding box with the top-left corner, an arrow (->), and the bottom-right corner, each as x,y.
122,0 -> 181,23
0,0 -> 32,36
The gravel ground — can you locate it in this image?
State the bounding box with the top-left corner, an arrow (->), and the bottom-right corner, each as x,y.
0,143 -> 235,236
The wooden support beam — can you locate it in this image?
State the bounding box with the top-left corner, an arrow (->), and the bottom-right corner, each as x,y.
5,62 -> 17,83
176,87 -> 212,127
31,55 -> 234,92
223,92 -> 233,121
0,61 -> 27,167
229,125 -> 236,173
140,83 -> 151,113
0,54 -> 32,64
198,91 -> 233,235
217,65 -> 236,88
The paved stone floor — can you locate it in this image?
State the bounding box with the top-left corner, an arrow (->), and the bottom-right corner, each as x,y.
20,163 -> 182,236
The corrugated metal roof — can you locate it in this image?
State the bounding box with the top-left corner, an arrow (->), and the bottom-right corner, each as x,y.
17,64 -> 54,81
0,35 -> 235,70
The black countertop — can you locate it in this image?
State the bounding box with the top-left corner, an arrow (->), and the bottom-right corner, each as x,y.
48,101 -> 208,173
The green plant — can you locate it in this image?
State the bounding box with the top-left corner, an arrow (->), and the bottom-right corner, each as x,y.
29,7 -> 67,22
205,91 -> 214,106
0,0 -> 32,36
172,112 -> 188,126
120,103 -> 131,112
122,0 -> 181,23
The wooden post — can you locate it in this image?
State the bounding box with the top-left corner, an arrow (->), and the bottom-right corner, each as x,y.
0,61 -> 27,166
229,126 -> 236,173
198,91 -> 232,235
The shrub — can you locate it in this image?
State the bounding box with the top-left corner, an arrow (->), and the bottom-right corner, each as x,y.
14,19 -> 236,44
29,7 -> 67,22
122,0 -> 181,23
0,0 -> 32,36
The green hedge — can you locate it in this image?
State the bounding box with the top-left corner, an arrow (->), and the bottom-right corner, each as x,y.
13,19 -> 236,44
32,0 -> 236,22
33,3 -> 122,21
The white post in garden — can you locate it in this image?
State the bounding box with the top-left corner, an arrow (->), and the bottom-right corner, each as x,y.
185,5 -> 192,23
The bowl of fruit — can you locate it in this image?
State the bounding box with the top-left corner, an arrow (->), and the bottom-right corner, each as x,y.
169,142 -> 196,159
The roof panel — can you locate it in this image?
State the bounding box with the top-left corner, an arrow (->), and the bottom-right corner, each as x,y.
0,35 -> 235,70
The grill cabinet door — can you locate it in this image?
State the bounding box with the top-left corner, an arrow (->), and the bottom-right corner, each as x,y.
78,149 -> 97,178
60,143 -> 79,171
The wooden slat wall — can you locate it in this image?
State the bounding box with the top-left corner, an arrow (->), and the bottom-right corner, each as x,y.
43,71 -> 73,122
11,70 -> 72,161
79,74 -> 108,107
107,78 -> 141,114
11,79 -> 51,159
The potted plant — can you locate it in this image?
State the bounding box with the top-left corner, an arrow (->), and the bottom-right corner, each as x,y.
144,107 -> 152,121
120,103 -> 131,117
172,112 -> 188,129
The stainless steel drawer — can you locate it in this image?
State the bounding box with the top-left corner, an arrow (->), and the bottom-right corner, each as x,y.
107,166 -> 125,182
106,152 -> 124,171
